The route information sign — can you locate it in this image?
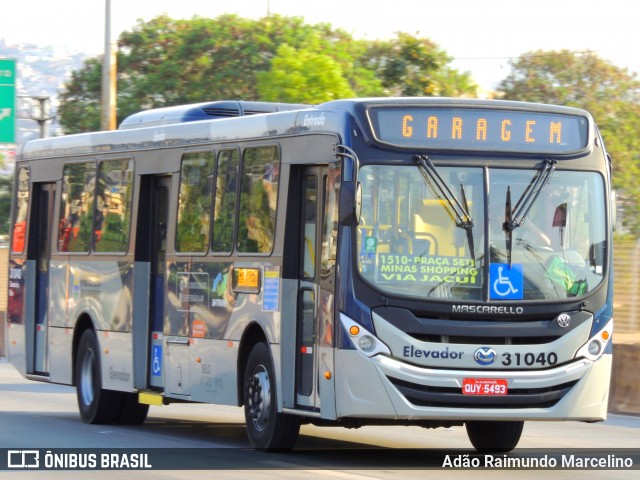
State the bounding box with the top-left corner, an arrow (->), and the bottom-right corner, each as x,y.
0,58 -> 17,144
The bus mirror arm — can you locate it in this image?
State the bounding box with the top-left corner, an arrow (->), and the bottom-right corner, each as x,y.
334,144 -> 359,181
339,181 -> 363,226
334,143 -> 362,225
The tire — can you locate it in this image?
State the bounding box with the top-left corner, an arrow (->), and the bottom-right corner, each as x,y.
465,420 -> 524,453
243,342 -> 300,451
117,393 -> 149,425
75,329 -> 123,424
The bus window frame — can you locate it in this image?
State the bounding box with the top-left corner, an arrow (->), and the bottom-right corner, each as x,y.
211,147 -> 240,257
10,166 -> 31,255
175,149 -> 216,257
92,157 -> 135,256
236,143 -> 281,257
57,159 -> 97,256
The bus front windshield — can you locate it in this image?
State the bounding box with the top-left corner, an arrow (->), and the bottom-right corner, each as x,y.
356,164 -> 606,302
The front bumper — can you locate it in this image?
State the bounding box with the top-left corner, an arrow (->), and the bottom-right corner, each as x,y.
334,348 -> 611,422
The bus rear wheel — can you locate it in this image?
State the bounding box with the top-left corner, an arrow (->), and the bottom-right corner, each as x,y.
243,342 -> 300,451
465,420 -> 524,452
75,329 -> 123,424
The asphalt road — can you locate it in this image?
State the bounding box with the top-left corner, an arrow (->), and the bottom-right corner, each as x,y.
1,358 -> 639,479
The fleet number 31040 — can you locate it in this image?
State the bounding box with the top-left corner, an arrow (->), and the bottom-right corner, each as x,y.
502,352 -> 558,367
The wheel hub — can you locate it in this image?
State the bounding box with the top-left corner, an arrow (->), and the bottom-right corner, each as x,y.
247,366 -> 271,432
79,349 -> 96,407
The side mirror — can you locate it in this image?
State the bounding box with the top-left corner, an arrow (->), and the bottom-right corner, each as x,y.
339,181 -> 362,226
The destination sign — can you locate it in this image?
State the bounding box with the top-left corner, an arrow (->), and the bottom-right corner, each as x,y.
376,254 -> 479,286
367,107 -> 589,153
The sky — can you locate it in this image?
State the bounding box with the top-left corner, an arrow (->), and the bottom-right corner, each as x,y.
2,0 -> 638,91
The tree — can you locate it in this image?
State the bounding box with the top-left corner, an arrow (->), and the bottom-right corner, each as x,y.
58,57 -> 103,133
497,50 -> 640,106
60,15 -> 370,131
257,44 -> 355,103
361,32 -> 477,97
497,50 -> 640,236
59,15 -> 475,133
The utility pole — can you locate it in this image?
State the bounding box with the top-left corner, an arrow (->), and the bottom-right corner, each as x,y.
101,0 -> 117,131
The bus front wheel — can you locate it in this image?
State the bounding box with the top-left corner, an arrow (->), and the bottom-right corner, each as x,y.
465,420 -> 524,452
243,342 -> 300,450
75,329 -> 123,424
117,393 -> 149,425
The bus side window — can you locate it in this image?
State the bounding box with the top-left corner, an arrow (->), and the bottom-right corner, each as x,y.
212,149 -> 239,253
176,152 -> 214,253
94,159 -> 134,253
301,173 -> 317,279
11,167 -> 30,254
58,162 -> 97,253
321,163 -> 340,280
237,146 -> 280,254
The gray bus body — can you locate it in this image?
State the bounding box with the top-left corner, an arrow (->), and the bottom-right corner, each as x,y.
6,98 -> 614,451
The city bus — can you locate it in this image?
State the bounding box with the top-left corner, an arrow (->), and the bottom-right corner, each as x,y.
6,97 -> 614,452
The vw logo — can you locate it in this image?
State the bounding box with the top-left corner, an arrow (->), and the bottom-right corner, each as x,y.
557,313 -> 571,328
474,347 -> 497,365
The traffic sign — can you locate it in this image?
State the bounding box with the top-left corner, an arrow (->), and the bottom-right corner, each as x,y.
0,58 -> 17,144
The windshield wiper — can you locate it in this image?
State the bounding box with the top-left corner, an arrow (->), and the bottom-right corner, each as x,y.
415,155 -> 475,259
503,158 -> 556,265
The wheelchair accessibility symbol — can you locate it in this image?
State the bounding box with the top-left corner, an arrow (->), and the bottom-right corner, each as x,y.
490,263 -> 523,300
152,345 -> 162,377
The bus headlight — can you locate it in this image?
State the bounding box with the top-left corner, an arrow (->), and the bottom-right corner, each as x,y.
358,335 -> 375,352
340,313 -> 390,357
575,318 -> 613,362
587,340 -> 602,357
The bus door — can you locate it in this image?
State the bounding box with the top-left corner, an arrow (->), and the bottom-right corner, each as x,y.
296,165 -> 339,409
149,176 -> 170,388
134,175 -> 170,390
29,182 -> 55,374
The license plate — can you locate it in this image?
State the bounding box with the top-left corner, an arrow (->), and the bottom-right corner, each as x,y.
462,378 -> 508,396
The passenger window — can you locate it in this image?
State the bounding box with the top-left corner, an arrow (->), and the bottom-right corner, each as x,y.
301,174 -> 317,279
94,159 -> 134,253
11,167 -> 30,254
321,163 -> 341,281
176,152 -> 214,253
58,162 -> 97,253
212,149 -> 239,253
237,146 -> 280,254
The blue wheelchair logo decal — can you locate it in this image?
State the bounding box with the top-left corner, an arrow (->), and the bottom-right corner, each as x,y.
152,345 -> 162,377
490,263 -> 523,300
